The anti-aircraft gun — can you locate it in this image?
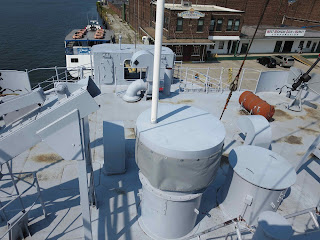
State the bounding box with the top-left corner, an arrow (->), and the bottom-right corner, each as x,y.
280,54 -> 320,111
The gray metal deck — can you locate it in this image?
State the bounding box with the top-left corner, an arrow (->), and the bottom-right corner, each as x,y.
0,83 -> 319,239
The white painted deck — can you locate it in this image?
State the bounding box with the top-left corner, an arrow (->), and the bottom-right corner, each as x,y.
0,83 -> 319,240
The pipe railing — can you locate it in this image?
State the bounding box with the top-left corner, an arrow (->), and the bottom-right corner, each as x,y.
0,171 -> 46,240
29,66 -> 89,90
174,66 -> 261,93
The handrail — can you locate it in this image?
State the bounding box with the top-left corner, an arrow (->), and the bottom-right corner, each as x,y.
0,171 -> 46,240
175,66 -> 261,93
0,195 -> 40,240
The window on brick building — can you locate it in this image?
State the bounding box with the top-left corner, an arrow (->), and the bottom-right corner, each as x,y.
164,15 -> 169,30
192,46 -> 201,56
216,19 -> 223,31
197,19 -> 204,32
209,18 -> 215,31
234,19 -> 240,31
227,19 -> 233,31
306,41 -> 312,48
218,41 -> 224,49
176,18 -> 183,31
175,46 -> 183,56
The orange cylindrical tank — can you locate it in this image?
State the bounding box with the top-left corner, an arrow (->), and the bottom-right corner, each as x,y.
239,91 -> 275,120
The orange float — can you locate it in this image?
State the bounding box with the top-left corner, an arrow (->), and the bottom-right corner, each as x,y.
239,91 -> 275,120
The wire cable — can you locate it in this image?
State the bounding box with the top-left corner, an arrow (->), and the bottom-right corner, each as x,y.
220,0 -> 271,120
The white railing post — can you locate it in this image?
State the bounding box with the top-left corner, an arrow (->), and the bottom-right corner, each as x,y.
219,67 -> 224,92
55,66 -> 59,81
238,68 -> 246,91
185,67 -> 188,86
114,66 -> 117,86
65,70 -> 68,82
206,67 -> 209,93
254,70 -> 262,93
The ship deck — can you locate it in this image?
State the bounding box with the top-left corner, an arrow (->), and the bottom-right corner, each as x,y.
0,83 -> 319,240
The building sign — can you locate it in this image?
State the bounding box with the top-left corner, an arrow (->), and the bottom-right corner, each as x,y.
178,8 -> 205,19
265,29 -> 306,37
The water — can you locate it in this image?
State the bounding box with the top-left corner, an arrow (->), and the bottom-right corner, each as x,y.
0,0 -> 101,83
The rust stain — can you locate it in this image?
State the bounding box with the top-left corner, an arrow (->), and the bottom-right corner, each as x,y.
283,135 -> 303,145
35,171 -> 62,181
298,126 -> 320,135
32,153 -> 62,163
126,128 -> 135,139
238,109 -> 248,116
273,109 -> 294,121
176,99 -> 194,104
159,99 -> 194,105
36,172 -> 50,181
29,146 -> 36,151
304,107 -> 320,121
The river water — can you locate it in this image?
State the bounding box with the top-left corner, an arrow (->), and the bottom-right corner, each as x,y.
0,0 -> 101,83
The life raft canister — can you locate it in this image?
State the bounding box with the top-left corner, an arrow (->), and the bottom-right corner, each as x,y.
239,91 -> 275,121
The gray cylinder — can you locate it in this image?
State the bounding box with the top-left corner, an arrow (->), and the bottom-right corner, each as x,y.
218,145 -> 296,225
136,104 -> 225,239
136,104 -> 226,192
252,211 -> 293,240
138,172 -> 202,239
163,68 -> 172,96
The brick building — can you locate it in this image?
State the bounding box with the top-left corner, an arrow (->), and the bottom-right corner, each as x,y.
128,0 -> 244,61
164,0 -> 320,29
127,0 -> 320,58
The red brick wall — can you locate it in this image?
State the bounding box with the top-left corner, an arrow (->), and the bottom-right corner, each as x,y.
128,0 -> 153,36
108,2 -> 121,17
128,0 -> 320,38
166,0 -> 320,28
128,1 -> 244,39
164,9 -> 243,39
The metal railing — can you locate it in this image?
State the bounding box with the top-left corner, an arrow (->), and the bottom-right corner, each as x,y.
28,66 -> 92,91
173,66 -> 262,93
0,162 -> 46,240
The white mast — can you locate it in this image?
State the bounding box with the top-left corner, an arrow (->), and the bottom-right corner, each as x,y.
151,0 -> 165,124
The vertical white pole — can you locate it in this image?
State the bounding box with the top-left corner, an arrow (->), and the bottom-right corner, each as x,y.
151,0 -> 165,124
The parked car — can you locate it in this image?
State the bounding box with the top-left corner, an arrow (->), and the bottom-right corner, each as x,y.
273,55 -> 295,67
257,57 -> 276,68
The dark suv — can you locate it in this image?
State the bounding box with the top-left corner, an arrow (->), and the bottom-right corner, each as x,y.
257,57 -> 276,68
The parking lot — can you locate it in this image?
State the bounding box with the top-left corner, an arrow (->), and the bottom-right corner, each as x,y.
174,57 -> 320,92
181,57 -> 320,73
